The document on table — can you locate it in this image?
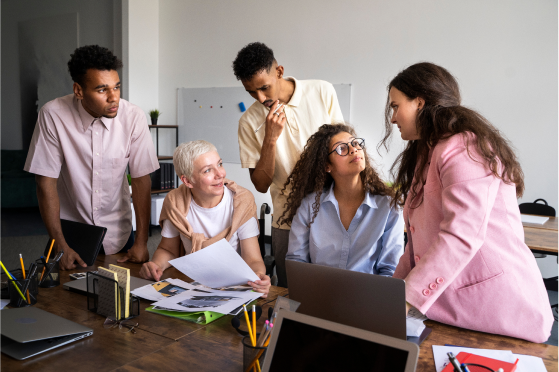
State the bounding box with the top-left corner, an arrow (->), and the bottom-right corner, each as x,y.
406,307 -> 427,337
151,289 -> 261,315
432,345 -> 546,372
169,238 -> 259,288
521,214 -> 549,224
131,278 -> 196,301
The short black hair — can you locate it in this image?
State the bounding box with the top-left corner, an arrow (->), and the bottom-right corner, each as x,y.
232,42 -> 276,81
68,45 -> 123,87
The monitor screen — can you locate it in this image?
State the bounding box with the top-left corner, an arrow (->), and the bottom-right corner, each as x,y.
268,318 -> 409,372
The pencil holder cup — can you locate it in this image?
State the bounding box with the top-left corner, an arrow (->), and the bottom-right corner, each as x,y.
36,259 -> 60,288
8,270 -> 38,307
0,269 -> 21,299
242,334 -> 268,372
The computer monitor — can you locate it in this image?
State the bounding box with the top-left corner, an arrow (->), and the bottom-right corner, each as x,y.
261,309 -> 419,372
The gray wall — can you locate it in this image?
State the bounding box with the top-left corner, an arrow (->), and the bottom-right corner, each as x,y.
1,0 -> 121,150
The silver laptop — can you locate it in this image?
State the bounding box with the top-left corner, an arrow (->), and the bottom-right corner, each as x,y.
1,307 -> 93,360
261,309 -> 419,372
63,272 -> 153,294
286,260 -> 431,344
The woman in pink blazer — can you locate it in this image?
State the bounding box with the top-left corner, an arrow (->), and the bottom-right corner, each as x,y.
382,62 -> 553,343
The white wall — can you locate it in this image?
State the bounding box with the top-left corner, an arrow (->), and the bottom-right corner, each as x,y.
1,0 -> 119,150
122,0 -> 159,118
155,0 -> 557,273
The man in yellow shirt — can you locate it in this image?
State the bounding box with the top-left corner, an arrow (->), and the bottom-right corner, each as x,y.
233,42 -> 344,287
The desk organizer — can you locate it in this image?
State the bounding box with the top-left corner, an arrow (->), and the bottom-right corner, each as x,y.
86,271 -> 139,320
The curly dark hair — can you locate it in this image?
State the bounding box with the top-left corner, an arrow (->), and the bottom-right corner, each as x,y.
277,124 -> 394,227
67,45 -> 123,88
378,62 -> 524,209
232,42 -> 276,81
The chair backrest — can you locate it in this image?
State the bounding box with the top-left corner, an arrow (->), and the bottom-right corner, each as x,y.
519,199 -> 556,217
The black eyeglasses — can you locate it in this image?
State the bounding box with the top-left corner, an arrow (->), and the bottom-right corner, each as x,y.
104,317 -> 139,334
328,138 -> 365,156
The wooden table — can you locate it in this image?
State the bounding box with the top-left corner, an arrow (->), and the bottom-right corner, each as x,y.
522,215 -> 558,231
2,254 -> 557,371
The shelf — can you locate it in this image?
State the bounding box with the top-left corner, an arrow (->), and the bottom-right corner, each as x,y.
151,188 -> 175,194
157,156 -> 173,160
149,125 -> 178,128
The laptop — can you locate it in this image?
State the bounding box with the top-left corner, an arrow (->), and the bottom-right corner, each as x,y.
48,219 -> 107,266
1,307 -> 93,360
63,272 -> 153,294
261,309 -> 419,372
286,260 -> 431,344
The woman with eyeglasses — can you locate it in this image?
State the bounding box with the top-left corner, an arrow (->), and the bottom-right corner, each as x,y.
280,124 -> 404,276
383,62 -> 553,342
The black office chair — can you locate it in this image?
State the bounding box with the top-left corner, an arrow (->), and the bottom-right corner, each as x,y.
519,199 -> 557,292
258,203 -> 276,283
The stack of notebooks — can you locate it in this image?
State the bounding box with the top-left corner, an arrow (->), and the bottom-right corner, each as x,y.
96,265 -> 131,320
151,162 -> 175,190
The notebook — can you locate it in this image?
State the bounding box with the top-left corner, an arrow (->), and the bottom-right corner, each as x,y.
261,309 -> 419,372
45,219 -> 107,266
97,267 -> 121,319
109,264 -> 130,318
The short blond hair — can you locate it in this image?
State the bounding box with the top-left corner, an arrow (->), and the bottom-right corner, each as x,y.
173,140 -> 217,180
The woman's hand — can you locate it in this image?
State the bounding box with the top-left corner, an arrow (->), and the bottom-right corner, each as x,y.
139,262 -> 163,281
248,273 -> 271,298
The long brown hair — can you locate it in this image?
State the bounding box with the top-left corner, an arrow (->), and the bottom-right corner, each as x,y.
378,62 -> 524,208
278,124 -> 393,227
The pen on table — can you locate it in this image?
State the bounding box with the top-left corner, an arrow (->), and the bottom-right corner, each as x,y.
447,352 -> 462,372
0,260 -> 27,302
254,103 -> 284,133
40,239 -> 55,281
19,254 -> 31,303
460,364 -> 471,372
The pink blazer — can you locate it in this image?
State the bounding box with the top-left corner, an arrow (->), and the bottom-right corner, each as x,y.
393,134 -> 553,343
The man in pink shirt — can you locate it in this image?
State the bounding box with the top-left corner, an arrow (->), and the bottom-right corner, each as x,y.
24,45 -> 159,270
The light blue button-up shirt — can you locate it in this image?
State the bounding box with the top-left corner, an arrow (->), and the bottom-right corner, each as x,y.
286,183 -> 404,276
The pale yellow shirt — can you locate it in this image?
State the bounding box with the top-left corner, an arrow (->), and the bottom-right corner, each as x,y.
238,77 -> 344,229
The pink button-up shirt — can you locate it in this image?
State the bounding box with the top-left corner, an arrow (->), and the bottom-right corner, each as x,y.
393,133 -> 553,343
24,94 -> 159,254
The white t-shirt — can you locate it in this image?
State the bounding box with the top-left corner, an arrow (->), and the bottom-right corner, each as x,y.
161,187 -> 259,255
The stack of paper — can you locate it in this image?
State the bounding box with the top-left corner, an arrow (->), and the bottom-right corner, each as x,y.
406,307 -> 427,337
432,345 -> 547,372
168,238 -> 260,288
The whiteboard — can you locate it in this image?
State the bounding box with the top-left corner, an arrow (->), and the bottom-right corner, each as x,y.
177,84 -> 351,164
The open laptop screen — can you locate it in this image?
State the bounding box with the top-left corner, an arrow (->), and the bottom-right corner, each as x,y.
268,318 -> 409,372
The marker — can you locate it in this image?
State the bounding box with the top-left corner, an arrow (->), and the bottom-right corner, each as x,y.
40,239 -> 55,282
254,103 -> 284,133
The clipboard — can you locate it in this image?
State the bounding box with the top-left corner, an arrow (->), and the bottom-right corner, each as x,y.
44,219 -> 107,266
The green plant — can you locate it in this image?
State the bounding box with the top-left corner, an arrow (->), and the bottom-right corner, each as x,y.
149,109 -> 161,120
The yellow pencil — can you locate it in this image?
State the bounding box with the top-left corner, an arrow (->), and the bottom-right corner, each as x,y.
252,305 -> 260,372
40,239 -> 55,282
19,254 -> 31,303
0,261 -> 27,302
242,304 -> 255,345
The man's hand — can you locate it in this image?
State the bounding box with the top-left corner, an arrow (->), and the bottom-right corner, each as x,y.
264,100 -> 286,143
139,262 -> 163,281
248,273 -> 271,298
58,243 -> 87,270
117,241 -> 149,264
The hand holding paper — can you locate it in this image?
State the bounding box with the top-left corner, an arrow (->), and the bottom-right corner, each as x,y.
169,239 -> 259,288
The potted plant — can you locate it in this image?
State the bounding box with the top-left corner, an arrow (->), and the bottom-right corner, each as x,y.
149,109 -> 161,125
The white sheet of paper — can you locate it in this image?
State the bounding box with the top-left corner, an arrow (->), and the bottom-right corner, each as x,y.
131,279 -> 197,301
406,307 -> 427,337
521,214 -> 549,224
151,288 -> 261,314
169,238 -> 259,288
432,345 -> 515,372
513,353 -> 547,372
0,299 -> 9,309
